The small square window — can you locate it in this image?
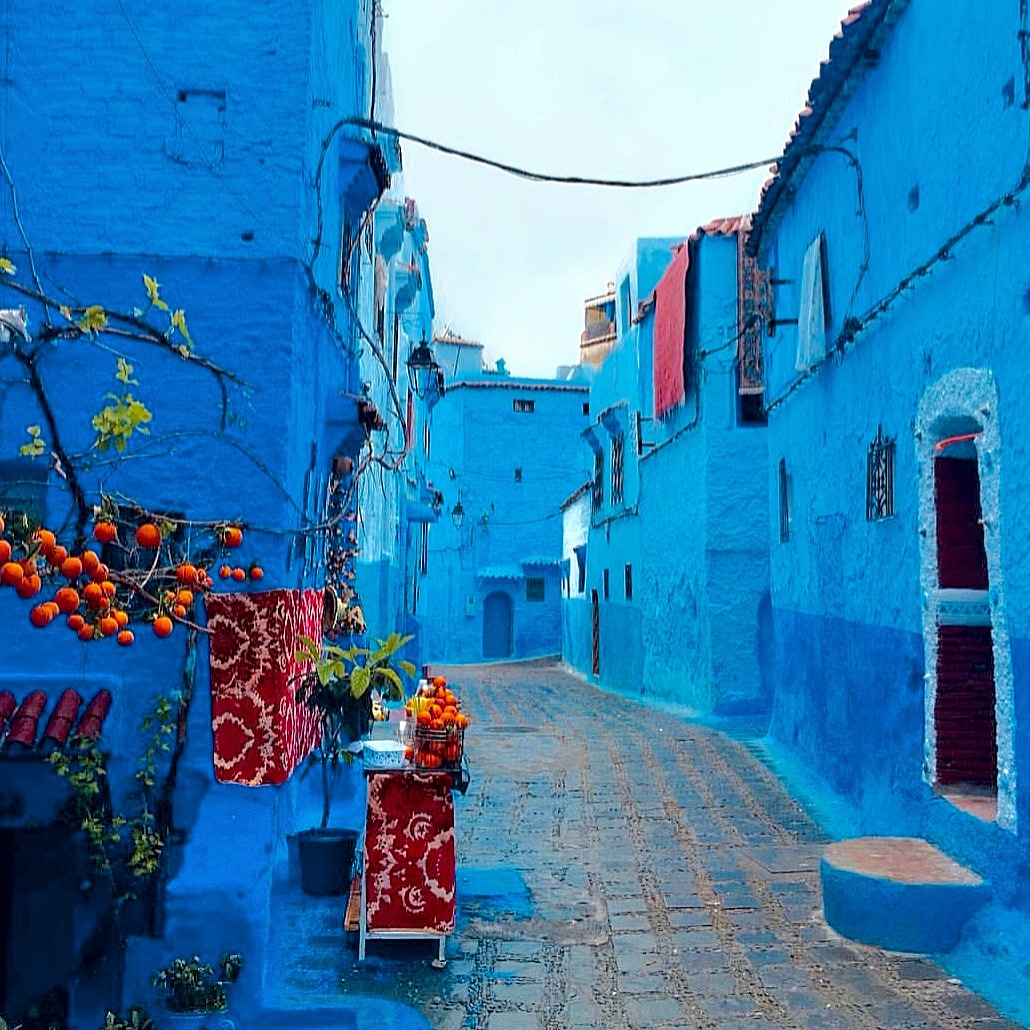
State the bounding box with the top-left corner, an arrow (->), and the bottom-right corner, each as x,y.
514,468 -> 522,483
624,563 -> 633,601
526,577 -> 545,602
513,398 -> 535,413
582,402 -> 590,416
603,568 -> 610,601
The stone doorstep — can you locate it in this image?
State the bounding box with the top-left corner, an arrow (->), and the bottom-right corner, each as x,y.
820,836 -> 991,955
823,837 -> 984,886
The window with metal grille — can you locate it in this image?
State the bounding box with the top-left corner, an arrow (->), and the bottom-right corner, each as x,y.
526,577 -> 544,602
778,458 -> 790,543
514,468 -> 522,483
419,522 -> 429,575
603,568 -> 610,601
866,426 -> 895,520
582,402 -> 590,416
624,563 -> 633,601
611,433 -> 625,506
513,398 -> 535,413
423,419 -> 431,459
592,451 -> 604,512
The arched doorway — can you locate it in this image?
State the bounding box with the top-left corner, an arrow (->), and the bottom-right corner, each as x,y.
916,369 -> 1015,828
482,591 -> 513,659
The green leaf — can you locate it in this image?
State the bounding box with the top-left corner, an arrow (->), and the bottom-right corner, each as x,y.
0,257 -> 16,275
78,305 -> 108,334
350,665 -> 370,698
170,309 -> 193,348
143,274 -> 169,311
116,357 -> 137,384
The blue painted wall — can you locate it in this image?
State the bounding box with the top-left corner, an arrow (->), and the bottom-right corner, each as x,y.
419,365 -> 592,664
753,0 -> 1030,912
564,232 -> 771,715
0,0 -> 394,1020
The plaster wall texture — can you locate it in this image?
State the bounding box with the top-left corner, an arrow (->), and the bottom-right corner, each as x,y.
757,0 -> 1030,907
419,379 -> 591,663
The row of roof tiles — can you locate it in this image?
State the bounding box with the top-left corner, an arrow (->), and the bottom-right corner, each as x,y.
0,689 -> 111,752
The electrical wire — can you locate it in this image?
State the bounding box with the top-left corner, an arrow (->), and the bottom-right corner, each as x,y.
343,117 -> 778,189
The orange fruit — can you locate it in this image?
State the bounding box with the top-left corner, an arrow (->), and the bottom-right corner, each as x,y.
80,550 -> 101,574
99,615 -> 118,637
61,556 -> 83,580
175,589 -> 192,607
1,561 -> 24,586
54,586 -> 80,613
101,580 -> 117,598
135,522 -> 162,549
231,567 -> 246,582
113,609 -> 129,628
0,513 -> 4,532
77,623 -> 95,642
29,605 -> 52,628
49,544 -> 68,566
93,521 -> 118,544
16,573 -> 41,599
173,603 -> 187,619
117,629 -> 134,647
249,566 -> 264,580
83,582 -> 104,607
0,540 -> 10,564
219,565 -> 232,579
34,528 -> 56,556
89,562 -> 109,583
67,613 -> 86,632
153,615 -> 173,638
176,563 -> 197,585
455,713 -> 469,729
222,526 -> 243,548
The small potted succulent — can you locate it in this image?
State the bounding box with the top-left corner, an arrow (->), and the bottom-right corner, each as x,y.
293,631 -> 414,895
150,953 -> 242,1028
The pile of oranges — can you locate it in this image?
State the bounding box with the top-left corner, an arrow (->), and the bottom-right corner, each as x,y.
0,511 -> 252,643
404,675 -> 470,770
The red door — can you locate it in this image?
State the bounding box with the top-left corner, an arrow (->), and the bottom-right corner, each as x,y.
933,456 -> 996,788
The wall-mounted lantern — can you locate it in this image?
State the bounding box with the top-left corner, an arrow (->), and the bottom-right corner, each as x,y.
407,337 -> 441,399
450,493 -> 465,530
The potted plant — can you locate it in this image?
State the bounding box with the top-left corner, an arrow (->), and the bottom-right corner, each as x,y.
293,631 -> 414,895
150,953 -> 241,1029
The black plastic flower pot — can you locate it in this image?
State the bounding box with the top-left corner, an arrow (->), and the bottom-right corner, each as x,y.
297,827 -> 359,896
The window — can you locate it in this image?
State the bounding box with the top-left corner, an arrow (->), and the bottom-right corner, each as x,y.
513,398 -> 535,413
866,425 -> 895,520
391,312 -> 400,381
423,419 -> 431,459
624,563 -> 633,601
419,522 -> 429,575
592,451 -> 604,512
603,568 -> 610,601
611,433 -> 625,506
526,577 -> 544,602
574,545 -> 586,595
778,458 -> 791,543
582,402 -> 590,416
514,468 -> 522,483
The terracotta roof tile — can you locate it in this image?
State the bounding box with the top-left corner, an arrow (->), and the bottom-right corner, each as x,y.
0,688 -> 111,750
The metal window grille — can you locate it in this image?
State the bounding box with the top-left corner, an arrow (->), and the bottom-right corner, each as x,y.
778,458 -> 790,543
611,433 -> 625,506
624,563 -> 633,601
513,398 -> 535,413
866,425 -> 896,520
526,577 -> 545,602
420,522 -> 429,575
592,451 -> 604,512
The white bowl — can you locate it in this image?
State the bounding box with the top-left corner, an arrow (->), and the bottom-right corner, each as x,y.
362,739 -> 408,769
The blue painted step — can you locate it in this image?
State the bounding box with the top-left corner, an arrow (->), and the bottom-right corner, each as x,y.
821,836 -> 991,953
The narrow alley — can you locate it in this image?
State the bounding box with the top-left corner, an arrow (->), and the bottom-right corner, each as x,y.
271,660 -> 1020,1030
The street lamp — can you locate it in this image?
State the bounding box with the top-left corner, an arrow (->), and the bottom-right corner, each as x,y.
406,337 -> 441,400
450,494 -> 465,530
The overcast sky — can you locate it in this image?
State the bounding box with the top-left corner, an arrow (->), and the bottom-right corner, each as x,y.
382,1 -> 858,378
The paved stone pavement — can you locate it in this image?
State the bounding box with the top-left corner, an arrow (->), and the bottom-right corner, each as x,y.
268,659 -> 1025,1029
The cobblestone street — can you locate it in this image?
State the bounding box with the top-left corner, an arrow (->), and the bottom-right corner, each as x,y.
270,659 -> 1024,1029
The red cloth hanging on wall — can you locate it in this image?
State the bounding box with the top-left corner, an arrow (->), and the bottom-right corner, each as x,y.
205,588 -> 323,786
652,241 -> 690,419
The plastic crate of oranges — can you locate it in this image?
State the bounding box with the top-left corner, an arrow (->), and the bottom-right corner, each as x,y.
405,675 -> 470,770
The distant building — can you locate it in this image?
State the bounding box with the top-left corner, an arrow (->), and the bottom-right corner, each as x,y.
579,283 -> 617,367
418,346 -> 592,664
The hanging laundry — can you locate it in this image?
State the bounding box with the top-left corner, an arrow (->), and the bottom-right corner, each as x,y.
653,242 -> 690,419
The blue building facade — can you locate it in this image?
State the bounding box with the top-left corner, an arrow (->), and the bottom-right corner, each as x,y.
563,227 -> 771,715
418,341 -> 592,664
749,0 -> 1030,934
0,0 -> 412,1021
